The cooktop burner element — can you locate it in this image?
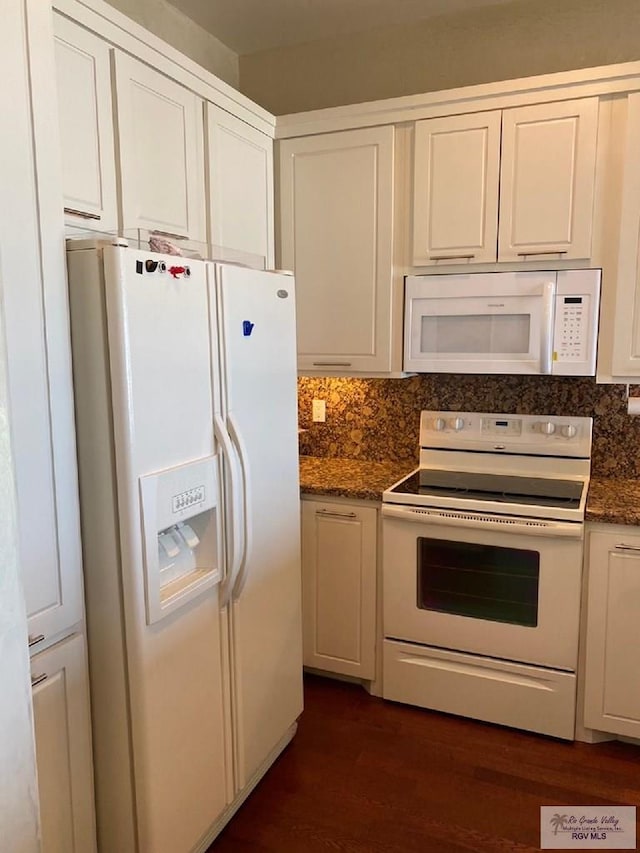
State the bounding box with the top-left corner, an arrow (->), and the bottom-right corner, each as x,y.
383,410 -> 593,522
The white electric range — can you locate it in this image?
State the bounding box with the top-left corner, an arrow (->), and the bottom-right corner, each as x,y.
381,410 -> 593,740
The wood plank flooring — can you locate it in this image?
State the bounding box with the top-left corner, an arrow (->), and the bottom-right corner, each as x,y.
209,674 -> 640,852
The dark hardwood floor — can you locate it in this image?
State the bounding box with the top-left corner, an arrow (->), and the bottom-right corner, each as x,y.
209,674 -> 640,852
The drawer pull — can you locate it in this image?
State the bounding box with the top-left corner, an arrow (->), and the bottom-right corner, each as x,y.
28,633 -> 45,648
31,673 -> 48,688
312,361 -> 352,368
517,250 -> 568,257
614,543 -> 640,552
429,253 -> 476,261
316,509 -> 358,519
64,207 -> 101,220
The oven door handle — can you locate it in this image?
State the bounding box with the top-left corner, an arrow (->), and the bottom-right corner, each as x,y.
381,504 -> 583,538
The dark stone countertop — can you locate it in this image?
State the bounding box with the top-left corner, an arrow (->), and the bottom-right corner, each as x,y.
584,478 -> 640,526
300,457 -> 640,527
299,456 -> 414,502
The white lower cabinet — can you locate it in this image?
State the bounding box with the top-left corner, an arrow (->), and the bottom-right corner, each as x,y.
301,499 -> 377,679
31,632 -> 96,853
584,529 -> 640,737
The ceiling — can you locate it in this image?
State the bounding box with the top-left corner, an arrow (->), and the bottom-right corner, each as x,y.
170,0 -> 526,55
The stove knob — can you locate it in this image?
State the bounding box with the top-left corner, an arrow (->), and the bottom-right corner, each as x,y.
561,424 -> 577,439
540,421 -> 556,435
433,417 -> 446,431
448,417 -> 465,431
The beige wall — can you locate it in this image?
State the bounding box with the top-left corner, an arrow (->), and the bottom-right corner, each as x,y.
239,0 -> 640,115
105,0 -> 239,87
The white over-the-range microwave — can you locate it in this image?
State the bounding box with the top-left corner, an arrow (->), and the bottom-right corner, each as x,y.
404,269 -> 601,375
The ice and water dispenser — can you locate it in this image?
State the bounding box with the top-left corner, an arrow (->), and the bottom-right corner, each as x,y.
139,456 -> 221,625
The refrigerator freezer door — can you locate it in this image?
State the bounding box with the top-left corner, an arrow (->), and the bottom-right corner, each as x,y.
101,247 -> 230,853
215,264 -> 303,790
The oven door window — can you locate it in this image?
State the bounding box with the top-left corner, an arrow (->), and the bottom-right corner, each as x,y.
417,537 -> 539,627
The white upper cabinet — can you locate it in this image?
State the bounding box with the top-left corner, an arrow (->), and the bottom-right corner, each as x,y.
113,52 -> 206,243
499,99 -> 599,261
611,93 -> 640,377
53,14 -> 117,232
411,98 -> 598,267
279,126 -> 397,374
412,111 -> 501,266
206,103 -> 274,269
5,0 -> 84,651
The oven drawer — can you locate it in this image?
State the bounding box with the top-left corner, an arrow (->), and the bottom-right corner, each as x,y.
383,640 -> 577,739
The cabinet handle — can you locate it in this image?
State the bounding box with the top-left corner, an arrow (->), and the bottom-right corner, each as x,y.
517,250 -> 568,257
312,361 -> 352,368
428,253 -> 476,261
150,229 -> 189,241
64,207 -> 101,220
28,633 -> 45,648
316,509 -> 358,519
30,673 -> 47,688
614,543 -> 640,552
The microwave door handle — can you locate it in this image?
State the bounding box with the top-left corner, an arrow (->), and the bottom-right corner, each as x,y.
540,280 -> 556,375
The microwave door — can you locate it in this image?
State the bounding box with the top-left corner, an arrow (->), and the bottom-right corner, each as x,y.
405,286 -> 555,374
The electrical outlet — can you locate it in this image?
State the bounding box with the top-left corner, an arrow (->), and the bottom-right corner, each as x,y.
312,399 -> 326,423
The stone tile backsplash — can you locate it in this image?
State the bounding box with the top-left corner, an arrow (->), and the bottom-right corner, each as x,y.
298,375 -> 640,478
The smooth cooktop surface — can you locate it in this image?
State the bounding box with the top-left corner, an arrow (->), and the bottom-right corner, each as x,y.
388,469 -> 584,509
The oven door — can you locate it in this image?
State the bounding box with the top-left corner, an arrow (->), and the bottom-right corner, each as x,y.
382,504 -> 583,671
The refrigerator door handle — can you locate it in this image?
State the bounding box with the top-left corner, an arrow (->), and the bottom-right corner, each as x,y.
214,414 -> 244,605
228,413 -> 253,601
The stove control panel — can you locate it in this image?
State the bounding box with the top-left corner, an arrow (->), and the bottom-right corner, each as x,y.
420,411 -> 593,458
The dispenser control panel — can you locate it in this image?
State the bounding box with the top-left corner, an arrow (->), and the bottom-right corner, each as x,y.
172,485 -> 206,514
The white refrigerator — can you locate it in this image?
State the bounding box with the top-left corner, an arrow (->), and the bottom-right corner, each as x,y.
66,240 -> 303,853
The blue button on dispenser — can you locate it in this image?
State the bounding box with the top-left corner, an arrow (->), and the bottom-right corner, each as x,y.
242,321 -> 255,337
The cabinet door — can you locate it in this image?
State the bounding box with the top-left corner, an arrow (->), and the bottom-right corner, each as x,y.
301,500 -> 377,679
206,103 -> 274,269
499,98 -> 598,261
413,111 -> 501,266
53,14 -> 117,232
113,52 -> 205,243
612,93 -> 640,376
31,633 -> 96,853
584,531 -> 640,738
279,126 -> 394,373
4,2 -> 84,650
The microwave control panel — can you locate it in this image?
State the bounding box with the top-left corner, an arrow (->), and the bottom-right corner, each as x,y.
554,294 -> 590,363
552,270 -> 601,375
